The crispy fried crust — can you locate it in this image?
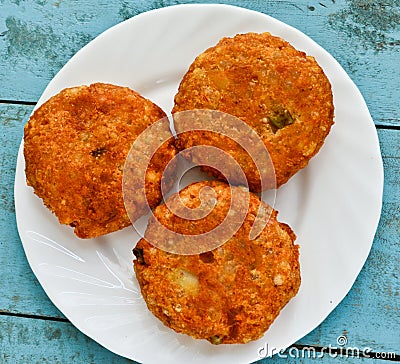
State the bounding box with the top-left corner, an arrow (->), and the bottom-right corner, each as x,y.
24,83 -> 176,238
133,181 -> 301,344
173,32 -> 334,190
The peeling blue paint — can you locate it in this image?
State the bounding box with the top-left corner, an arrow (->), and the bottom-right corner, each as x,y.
329,0 -> 400,51
118,0 -> 180,20
4,16 -> 92,69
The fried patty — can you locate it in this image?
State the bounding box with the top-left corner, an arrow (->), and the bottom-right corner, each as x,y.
24,83 -> 176,238
173,32 -> 334,191
133,181 -> 300,344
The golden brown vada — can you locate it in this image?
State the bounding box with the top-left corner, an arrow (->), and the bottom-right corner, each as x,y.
133,180 -> 301,344
24,83 -> 176,238
173,32 -> 334,190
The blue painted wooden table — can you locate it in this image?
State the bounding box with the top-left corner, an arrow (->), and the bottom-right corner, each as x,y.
0,1 -> 399,363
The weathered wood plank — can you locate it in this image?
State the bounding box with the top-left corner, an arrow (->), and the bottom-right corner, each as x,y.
0,0 -> 399,127
1,103 -> 398,359
0,315 -> 395,364
1,1 -> 399,362
0,104 -> 64,319
0,315 -> 132,363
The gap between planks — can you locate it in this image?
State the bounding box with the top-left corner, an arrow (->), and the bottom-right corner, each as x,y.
1,310 -> 399,362
0,310 -> 68,323
0,99 -> 37,106
376,124 -> 400,131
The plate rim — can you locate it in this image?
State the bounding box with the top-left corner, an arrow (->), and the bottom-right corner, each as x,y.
15,3 -> 384,363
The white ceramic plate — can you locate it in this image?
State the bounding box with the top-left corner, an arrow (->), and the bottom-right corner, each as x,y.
15,4 -> 383,364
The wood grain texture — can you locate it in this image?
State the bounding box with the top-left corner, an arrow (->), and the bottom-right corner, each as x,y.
0,0 -> 399,362
0,103 -> 398,361
0,315 -> 396,364
0,0 -> 399,127
0,104 -> 64,319
0,315 -> 132,363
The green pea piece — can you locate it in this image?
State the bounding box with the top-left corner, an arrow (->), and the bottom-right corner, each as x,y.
209,335 -> 224,345
269,109 -> 294,132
